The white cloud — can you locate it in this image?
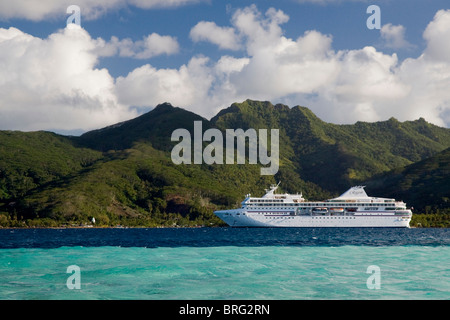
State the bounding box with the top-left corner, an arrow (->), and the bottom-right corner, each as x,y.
129,0 -> 206,9
231,5 -> 290,56
300,10 -> 450,126
294,0 -> 367,4
2,6 -> 450,132
230,31 -> 339,99
0,26 -> 136,131
0,0 -> 123,21
109,6 -> 450,128
190,21 -> 241,50
305,46 -> 410,124
219,6 -> 340,107
423,9 -> 450,62
114,6 -> 338,118
380,24 -> 414,50
0,0 -> 207,21
115,56 -> 215,111
114,54 -> 254,118
226,6 -> 450,126
215,56 -> 250,75
95,33 -> 179,59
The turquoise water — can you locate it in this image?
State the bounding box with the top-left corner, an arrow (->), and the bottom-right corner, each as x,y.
1,244 -> 449,300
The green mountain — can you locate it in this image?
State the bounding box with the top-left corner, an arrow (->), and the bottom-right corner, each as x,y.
77,102 -> 209,152
211,100 -> 450,193
364,147 -> 450,212
0,131 -> 102,201
0,99 -> 449,227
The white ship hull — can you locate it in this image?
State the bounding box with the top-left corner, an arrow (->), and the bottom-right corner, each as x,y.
214,210 -> 411,228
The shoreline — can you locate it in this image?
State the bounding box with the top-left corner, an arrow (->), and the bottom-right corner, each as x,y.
2,213 -> 449,229
1,225 -> 448,229
0,225 -> 211,229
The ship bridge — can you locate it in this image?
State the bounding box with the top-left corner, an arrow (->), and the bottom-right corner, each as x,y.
242,181 -> 305,205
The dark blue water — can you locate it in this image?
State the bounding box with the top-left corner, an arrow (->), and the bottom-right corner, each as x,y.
1,227 -> 449,248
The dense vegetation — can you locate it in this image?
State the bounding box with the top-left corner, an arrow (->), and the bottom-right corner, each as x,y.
365,147 -> 450,213
0,100 -> 449,228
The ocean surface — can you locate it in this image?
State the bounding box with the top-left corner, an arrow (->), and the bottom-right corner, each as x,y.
0,227 -> 449,300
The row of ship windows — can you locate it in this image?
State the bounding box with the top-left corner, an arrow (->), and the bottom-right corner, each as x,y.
247,200 -> 396,203
263,216 -> 357,219
246,203 -> 395,207
246,206 -> 403,210
312,216 -> 355,219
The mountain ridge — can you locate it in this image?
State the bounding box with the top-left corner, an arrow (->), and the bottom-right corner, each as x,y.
1,99 -> 449,227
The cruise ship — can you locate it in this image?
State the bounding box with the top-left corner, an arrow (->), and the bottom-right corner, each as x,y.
214,183 -> 412,227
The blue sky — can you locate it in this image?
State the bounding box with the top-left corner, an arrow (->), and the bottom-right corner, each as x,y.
0,0 -> 450,133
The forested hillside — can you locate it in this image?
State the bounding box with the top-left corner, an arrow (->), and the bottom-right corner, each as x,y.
1,100 -> 449,227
